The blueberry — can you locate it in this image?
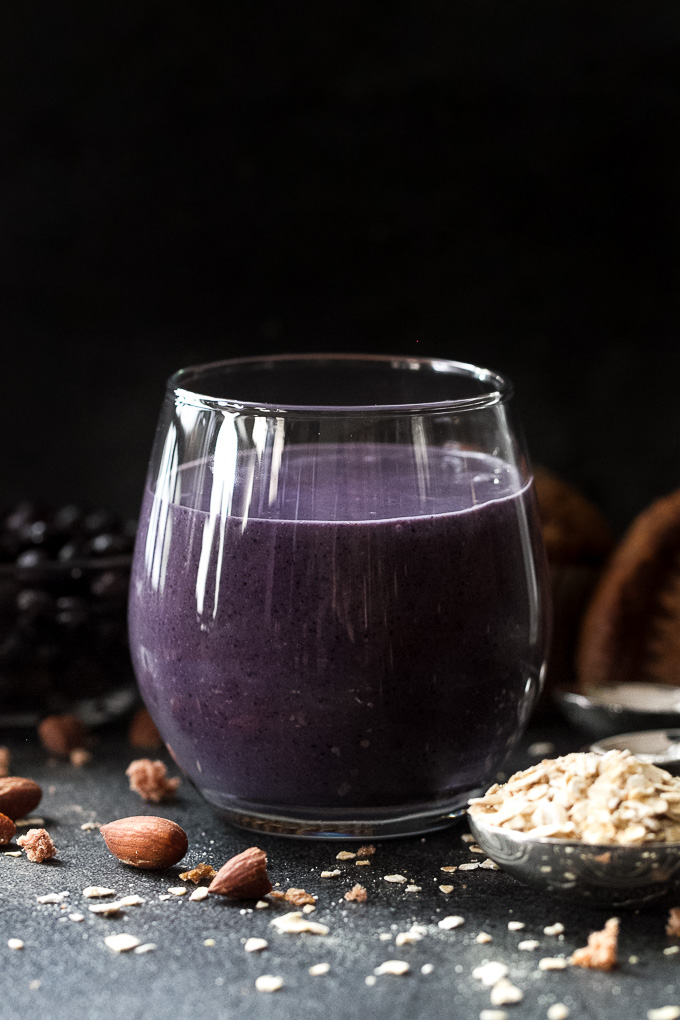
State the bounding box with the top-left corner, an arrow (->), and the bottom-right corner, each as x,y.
52,504 -> 84,533
90,571 -> 129,598
16,589 -> 54,620
88,533 -> 130,557
57,541 -> 86,563
16,548 -> 49,570
55,596 -> 89,628
5,501 -> 39,533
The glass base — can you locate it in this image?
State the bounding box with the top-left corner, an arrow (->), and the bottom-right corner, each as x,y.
200,789 -> 482,839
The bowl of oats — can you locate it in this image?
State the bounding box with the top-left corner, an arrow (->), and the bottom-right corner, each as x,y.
468,748 -> 680,907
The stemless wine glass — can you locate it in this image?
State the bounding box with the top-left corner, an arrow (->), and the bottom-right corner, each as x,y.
129,354 -> 550,838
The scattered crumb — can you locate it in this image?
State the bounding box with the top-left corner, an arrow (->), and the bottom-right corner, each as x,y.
302,904 -> 316,914
309,962 -> 330,976
8,939 -> 24,950
538,957 -> 568,971
472,962 -> 509,986
664,947 -> 680,956
83,887 -> 116,899
16,828 -> 57,863
336,851 -> 356,860
270,911 -> 329,936
439,885 -> 454,894
406,884 -> 422,893
374,961 -> 410,976
490,979 -> 523,1006
508,921 -> 525,931
244,938 -> 268,953
344,884 -> 367,903
480,1012 -> 509,1020
80,821 -> 101,831
379,933 -> 393,941
571,917 -> 619,971
365,975 -> 377,987
518,940 -> 540,951
70,748 -> 91,767
68,914 -> 85,923
167,887 -> 186,896
134,944 -> 157,955
439,916 -> 464,930
0,747 -> 10,777
179,862 -> 217,883
203,939 -> 216,947
255,975 -> 283,993
395,930 -> 423,947
544,923 -> 565,936
104,934 -> 141,953
648,1010 -> 680,1020
320,870 -> 341,878
284,888 -> 316,906
667,909 -> 680,938
255,900 -> 270,909
355,860 -> 371,866
629,955 -> 640,964
421,963 -> 434,975
126,759 -> 180,802
441,866 -> 457,873
547,1005 -> 570,1020
357,845 -> 376,856
190,887 -> 209,902
268,891 -> 286,901
528,741 -> 556,757
476,933 -> 493,944
3,851 -> 21,857
383,874 -> 407,883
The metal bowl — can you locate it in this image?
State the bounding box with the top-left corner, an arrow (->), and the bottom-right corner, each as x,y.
468,812 -> 680,908
589,729 -> 680,773
556,685 -> 680,740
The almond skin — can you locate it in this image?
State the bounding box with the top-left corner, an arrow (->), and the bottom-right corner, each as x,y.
0,777 -> 42,820
208,846 -> 272,899
100,816 -> 188,870
0,812 -> 16,845
38,714 -> 87,757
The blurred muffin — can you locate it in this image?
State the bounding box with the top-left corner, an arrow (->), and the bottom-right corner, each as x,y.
532,467 -> 615,705
577,489 -> 680,690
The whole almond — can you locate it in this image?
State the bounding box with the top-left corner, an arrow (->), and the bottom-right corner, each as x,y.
0,812 -> 16,845
209,847 -> 272,899
128,708 -> 162,750
0,777 -> 42,820
38,714 -> 87,757
100,816 -> 188,870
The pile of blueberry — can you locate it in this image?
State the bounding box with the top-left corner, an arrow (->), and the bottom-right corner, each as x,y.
0,502 -> 137,718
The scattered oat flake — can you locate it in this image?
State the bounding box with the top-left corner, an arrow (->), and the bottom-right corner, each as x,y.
345,884 -> 367,903
459,863 -> 479,871
203,939 -> 215,946
15,818 -> 45,828
167,887 -> 186,896
355,860 -> 371,866
547,1006 -> 570,1020
309,962 -> 330,976
383,874 -> 407,883
665,947 -> 680,956
190,887 -> 209,902
89,902 -> 123,916
508,921 -> 525,931
439,915 -> 465,930
518,940 -> 540,951
302,904 -> 316,914
476,933 -> 493,944
630,955 -> 640,963
539,957 -> 568,971
80,821 -> 101,831
461,833 -> 475,842
365,975 -> 377,986
255,975 -> 283,993
379,933 -> 393,941
405,884 -> 422,893
544,923 -> 564,936
441,866 -> 457,873
16,828 -> 56,863
134,944 -> 157,955
37,892 -> 69,904
244,938 -> 268,953
649,1011 -> 680,1020
439,885 -> 454,894
158,894 -> 172,901
472,962 -> 509,986
284,888 -> 316,906
255,900 -> 270,909
528,741 -> 556,757
320,870 -> 341,878
179,862 -> 216,883
421,963 -> 434,975
8,939 -> 24,950
68,913 -> 85,923
270,911 -> 329,936
490,979 -> 523,1006
469,845 -> 485,853
571,917 -> 619,971
395,931 -> 423,946
4,851 -> 21,857
374,960 -> 410,976
357,844 -> 376,856
83,887 -> 116,898
336,851 -> 356,860
480,1012 -> 509,1020
479,859 -> 500,870
118,895 -> 145,907
105,934 -> 140,953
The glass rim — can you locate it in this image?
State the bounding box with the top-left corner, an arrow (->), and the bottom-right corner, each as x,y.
168,353 -> 513,416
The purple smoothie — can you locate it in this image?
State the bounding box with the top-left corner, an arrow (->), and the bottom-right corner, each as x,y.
129,444 -> 548,819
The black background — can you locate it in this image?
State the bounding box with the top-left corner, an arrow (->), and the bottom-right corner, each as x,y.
3,1 -> 679,529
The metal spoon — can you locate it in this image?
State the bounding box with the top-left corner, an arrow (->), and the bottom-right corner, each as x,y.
468,812 -> 680,908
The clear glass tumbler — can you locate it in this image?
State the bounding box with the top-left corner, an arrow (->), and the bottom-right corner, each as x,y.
129,354 -> 550,837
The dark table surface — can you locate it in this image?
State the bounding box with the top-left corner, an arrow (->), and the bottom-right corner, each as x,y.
1,720 -> 678,1020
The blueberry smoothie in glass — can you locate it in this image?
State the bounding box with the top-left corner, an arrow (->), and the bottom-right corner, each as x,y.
130,427 -> 548,834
